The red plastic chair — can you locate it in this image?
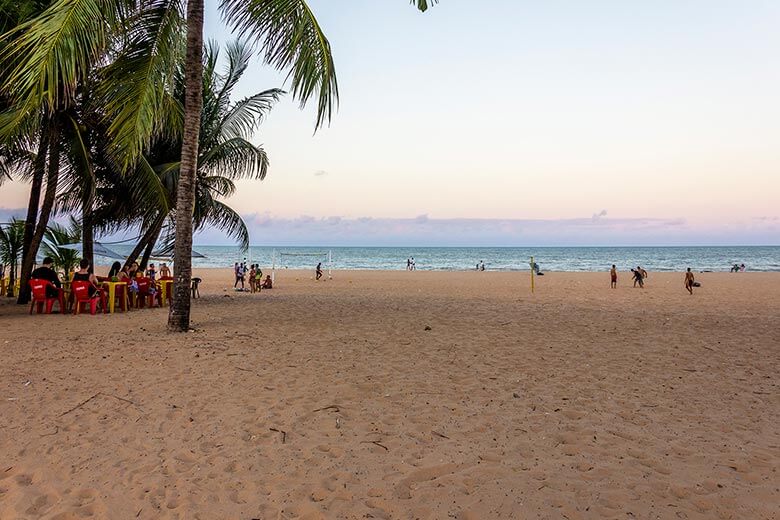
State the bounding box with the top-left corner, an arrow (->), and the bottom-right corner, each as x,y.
29,279 -> 64,314
71,281 -> 105,315
135,277 -> 160,308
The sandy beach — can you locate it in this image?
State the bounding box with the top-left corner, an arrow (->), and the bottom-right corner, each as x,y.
0,269 -> 778,519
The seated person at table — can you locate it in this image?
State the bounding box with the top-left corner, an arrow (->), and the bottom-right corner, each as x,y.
261,274 -> 273,289
108,261 -> 122,279
128,261 -> 140,279
31,257 -> 62,297
72,259 -> 103,297
159,263 -> 171,278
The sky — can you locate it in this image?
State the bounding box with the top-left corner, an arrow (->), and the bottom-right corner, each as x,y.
2,0 -> 779,246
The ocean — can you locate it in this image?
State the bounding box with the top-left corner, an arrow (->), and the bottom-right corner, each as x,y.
149,246 -> 780,272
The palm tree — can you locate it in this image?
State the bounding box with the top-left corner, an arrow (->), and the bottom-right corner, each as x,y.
82,40 -> 279,270
168,0 -> 437,331
0,219 -> 25,297
1,0 -> 438,329
41,217 -> 81,278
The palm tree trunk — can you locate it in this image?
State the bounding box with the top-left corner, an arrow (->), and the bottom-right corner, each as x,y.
168,0 -> 204,332
139,218 -> 164,271
139,238 -> 155,272
82,195 -> 94,272
124,214 -> 165,269
16,131 -> 49,304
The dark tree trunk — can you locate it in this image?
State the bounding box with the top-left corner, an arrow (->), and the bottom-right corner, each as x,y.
139,238 -> 155,272
168,0 -> 204,332
139,219 -> 163,271
124,214 -> 165,269
16,131 -> 49,304
82,194 -> 94,272
24,123 -> 61,298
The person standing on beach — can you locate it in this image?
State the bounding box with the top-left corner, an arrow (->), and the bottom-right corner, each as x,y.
631,268 -> 644,288
685,268 -> 695,294
407,258 -> 411,271
610,265 -> 617,288
638,266 -> 648,279
316,262 -> 323,280
411,257 -> 416,271
233,262 -> 244,290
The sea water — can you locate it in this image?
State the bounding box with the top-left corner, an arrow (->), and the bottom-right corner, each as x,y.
166,246 -> 780,272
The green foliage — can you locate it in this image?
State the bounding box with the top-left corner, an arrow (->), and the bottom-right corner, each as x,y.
0,218 -> 25,296
42,216 -> 82,276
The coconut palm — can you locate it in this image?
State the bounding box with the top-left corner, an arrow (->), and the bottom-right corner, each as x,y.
169,0 -> 437,331
1,0 -> 438,329
0,219 -> 25,297
41,217 -> 82,277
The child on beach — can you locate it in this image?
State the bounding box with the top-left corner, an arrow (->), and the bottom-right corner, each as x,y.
249,264 -> 256,292
610,265 -> 617,288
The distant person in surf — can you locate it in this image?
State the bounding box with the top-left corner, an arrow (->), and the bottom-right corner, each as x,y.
610,265 -> 617,288
684,268 -> 695,294
316,262 -> 323,280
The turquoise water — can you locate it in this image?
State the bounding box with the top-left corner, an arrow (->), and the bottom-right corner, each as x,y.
155,246 -> 780,272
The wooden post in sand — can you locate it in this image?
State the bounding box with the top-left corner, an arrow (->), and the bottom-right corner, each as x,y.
530,256 -> 535,293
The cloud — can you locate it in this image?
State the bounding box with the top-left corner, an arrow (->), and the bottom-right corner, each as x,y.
591,209 -> 608,221
313,170 -> 328,177
191,213 -> 726,247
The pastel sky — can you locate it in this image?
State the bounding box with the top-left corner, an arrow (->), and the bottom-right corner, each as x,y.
2,0 -> 779,245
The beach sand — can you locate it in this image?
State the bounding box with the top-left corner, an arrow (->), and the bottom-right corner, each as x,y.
1,269 -> 778,519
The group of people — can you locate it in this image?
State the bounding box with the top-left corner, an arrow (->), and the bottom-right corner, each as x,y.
610,264 -> 698,294
730,263 -> 746,272
29,256 -> 173,310
233,262 -> 272,291
475,261 -> 486,271
406,257 -> 416,270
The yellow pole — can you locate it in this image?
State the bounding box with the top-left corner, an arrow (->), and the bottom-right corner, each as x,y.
530,256 -> 535,293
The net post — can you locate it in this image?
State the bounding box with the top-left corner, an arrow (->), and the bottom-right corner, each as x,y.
271,249 -> 276,284
530,256 -> 535,293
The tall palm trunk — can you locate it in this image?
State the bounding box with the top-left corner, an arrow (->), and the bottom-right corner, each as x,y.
124,214 -> 165,269
82,193 -> 94,272
168,0 -> 204,332
17,131 -> 49,304
22,123 -> 61,299
139,218 -> 164,271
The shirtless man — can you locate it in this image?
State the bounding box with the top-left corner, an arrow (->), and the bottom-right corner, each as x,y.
610,265 -> 617,288
684,268 -> 695,294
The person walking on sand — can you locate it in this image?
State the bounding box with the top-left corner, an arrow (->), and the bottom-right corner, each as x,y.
685,268 -> 695,294
316,262 -> 323,280
638,266 -> 648,279
610,265 -> 617,288
407,258 -> 411,271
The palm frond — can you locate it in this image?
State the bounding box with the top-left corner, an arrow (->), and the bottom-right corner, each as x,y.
219,88 -> 283,141
411,0 -> 438,12
195,200 -> 249,251
199,136 -> 269,180
219,0 -> 338,129
0,0 -> 128,112
100,0 -> 185,167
